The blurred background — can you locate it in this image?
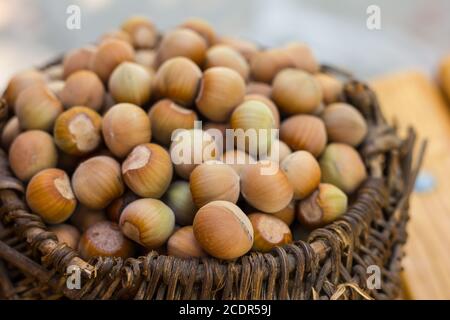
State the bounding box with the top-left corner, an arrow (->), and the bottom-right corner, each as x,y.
1,0 -> 450,300
1,0 -> 450,89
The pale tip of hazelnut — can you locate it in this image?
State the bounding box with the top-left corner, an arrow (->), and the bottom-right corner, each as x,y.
122,145 -> 151,173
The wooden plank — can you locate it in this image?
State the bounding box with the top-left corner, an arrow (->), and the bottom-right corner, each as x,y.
371,71 -> 450,300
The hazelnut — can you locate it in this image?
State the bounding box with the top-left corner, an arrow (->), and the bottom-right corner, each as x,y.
280,115 -> 327,157
321,103 -> 368,146
269,201 -> 295,226
156,28 -> 207,67
190,161 -> 240,208
240,161 -> 293,213
108,62 -> 153,106
148,99 -> 198,146
121,16 -> 158,49
167,226 -> 207,258
243,94 -> 280,128
230,100 -> 276,157
272,69 -> 322,114
248,213 -> 292,252
220,149 -> 255,176
122,143 -> 173,198
26,168 -> 77,224
15,84 -> 63,131
180,18 -> 216,45
4,69 -> 46,107
99,29 -> 132,45
120,198 -> 175,249
196,67 -> 246,122
72,156 -> 124,209
53,106 -> 102,156
102,103 -> 151,158
1,116 -> 21,150
250,48 -> 293,83
62,46 -> 97,79
169,129 -> 218,180
90,39 -> 135,82
164,181 -> 197,226
154,57 -> 202,107
59,70 -> 105,111
281,151 -> 321,199
78,221 -> 135,259
297,183 -> 348,229
205,45 -> 249,80
217,36 -> 258,61
283,42 -> 319,74
193,201 -> 253,260
319,143 -> 367,194
314,73 -> 343,104
49,224 -> 81,249
9,130 -> 58,181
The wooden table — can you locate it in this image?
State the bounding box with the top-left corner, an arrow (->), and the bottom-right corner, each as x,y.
371,71 -> 450,300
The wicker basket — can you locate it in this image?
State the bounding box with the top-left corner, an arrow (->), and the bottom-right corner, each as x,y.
0,63 -> 426,300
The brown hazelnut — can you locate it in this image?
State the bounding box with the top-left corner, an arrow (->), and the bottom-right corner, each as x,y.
272,69 -> 323,114
53,106 -> 102,156
280,115 -> 327,157
49,224 -> 81,249
108,62 -> 153,106
78,221 -> 135,259
297,183 -> 348,229
180,18 -> 216,45
154,57 -> 202,107
164,181 -> 197,226
72,156 -> 124,209
15,84 -> 63,131
216,36 -> 258,61
26,168 -> 77,224
102,103 -> 152,158
248,213 -> 292,252
167,226 -> 207,258
60,70 -> 105,111
122,143 -> 173,198
193,201 -> 253,260
148,99 -> 198,146
62,46 -> 97,79
205,45 -> 249,80
321,103 -> 368,146
314,73 -> 344,104
90,39 -> 135,82
196,67 -> 246,122
240,161 -> 293,213
9,130 -> 58,181
120,198 -> 175,249
4,69 -> 46,107
190,161 -> 240,208
156,28 -> 207,67
1,117 -> 21,150
121,16 -> 158,49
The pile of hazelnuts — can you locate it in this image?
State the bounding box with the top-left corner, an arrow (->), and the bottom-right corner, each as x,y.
1,17 -> 368,261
